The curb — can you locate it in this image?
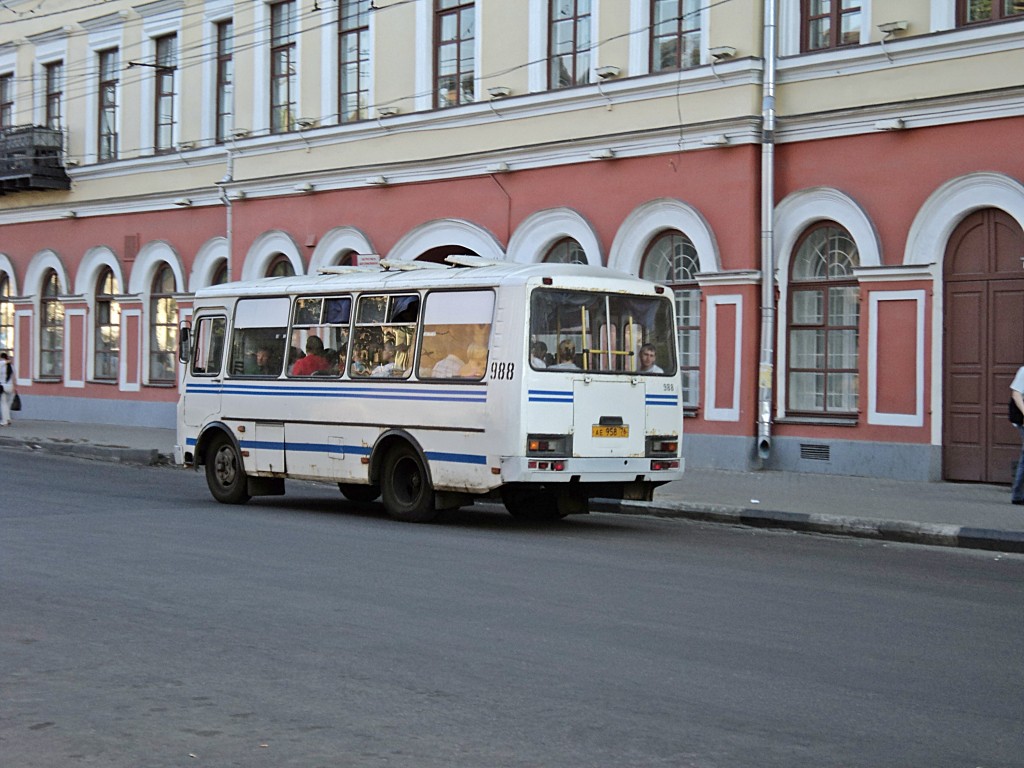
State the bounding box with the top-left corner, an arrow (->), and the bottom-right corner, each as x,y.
0,436 -> 166,466
592,499 -> 1024,555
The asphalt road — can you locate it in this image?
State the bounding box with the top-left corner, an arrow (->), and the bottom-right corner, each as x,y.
2,449 -> 1023,768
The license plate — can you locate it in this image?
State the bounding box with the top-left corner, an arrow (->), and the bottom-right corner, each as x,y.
592,425 -> 629,438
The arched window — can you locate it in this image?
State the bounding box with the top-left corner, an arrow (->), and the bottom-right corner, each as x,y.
787,223 -> 860,415
40,269 -> 64,378
210,259 -> 229,286
543,237 -> 587,264
150,264 -> 178,383
95,267 -> 120,381
642,230 -> 700,407
266,254 -> 295,277
0,273 -> 12,356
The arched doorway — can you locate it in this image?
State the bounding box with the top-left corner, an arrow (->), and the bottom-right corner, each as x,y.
943,208 -> 1024,482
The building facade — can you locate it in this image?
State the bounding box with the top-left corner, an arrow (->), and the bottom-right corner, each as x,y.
0,0 -> 1022,481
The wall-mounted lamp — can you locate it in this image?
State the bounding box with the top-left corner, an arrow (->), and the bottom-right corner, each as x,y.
230,128 -> 250,139
486,162 -> 510,174
589,148 -> 616,160
874,118 -> 905,131
173,197 -> 192,207
377,106 -> 399,117
701,134 -> 730,146
366,175 -> 388,186
65,158 -> 80,167
877,20 -> 909,35
295,117 -> 317,130
710,46 -> 737,61
487,86 -> 512,99
293,182 -> 313,193
58,210 -> 77,219
595,65 -> 620,80
176,140 -> 195,151
227,190 -> 247,201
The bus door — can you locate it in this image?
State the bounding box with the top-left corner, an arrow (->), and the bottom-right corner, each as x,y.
572,379 -> 646,457
182,314 -> 227,429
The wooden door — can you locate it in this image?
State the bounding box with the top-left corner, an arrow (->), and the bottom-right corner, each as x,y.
943,210 -> 1024,482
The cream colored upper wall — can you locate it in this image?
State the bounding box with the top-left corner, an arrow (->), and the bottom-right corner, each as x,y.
0,0 -> 1019,211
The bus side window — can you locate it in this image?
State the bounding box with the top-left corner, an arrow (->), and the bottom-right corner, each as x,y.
419,290 -> 494,380
352,294 -> 419,379
229,298 -> 290,377
191,316 -> 226,376
289,295 -> 351,377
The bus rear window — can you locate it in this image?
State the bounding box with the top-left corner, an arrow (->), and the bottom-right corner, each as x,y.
530,289 -> 676,375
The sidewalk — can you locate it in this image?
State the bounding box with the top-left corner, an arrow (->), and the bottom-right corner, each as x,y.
2,419 -> 1023,554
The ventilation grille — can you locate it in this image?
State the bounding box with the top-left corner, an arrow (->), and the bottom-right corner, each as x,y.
800,443 -> 831,462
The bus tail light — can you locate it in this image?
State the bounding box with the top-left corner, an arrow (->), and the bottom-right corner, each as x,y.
646,436 -> 679,457
650,460 -> 680,471
527,434 -> 570,456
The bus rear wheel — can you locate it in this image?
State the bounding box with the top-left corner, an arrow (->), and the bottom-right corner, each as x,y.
380,445 -> 437,523
205,435 -> 251,505
338,483 -> 381,503
501,486 -> 568,521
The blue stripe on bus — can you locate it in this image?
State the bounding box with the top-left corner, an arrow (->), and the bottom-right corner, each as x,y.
646,395 -> 680,407
185,383 -> 486,403
190,437 -> 485,466
528,388 -> 573,403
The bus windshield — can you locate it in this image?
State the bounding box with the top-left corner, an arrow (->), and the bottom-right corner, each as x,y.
530,288 -> 676,375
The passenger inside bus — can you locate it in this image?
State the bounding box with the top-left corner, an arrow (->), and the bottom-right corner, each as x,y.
548,340 -> 580,370
459,343 -> 488,378
370,342 -> 397,376
638,343 -> 664,374
244,344 -> 278,376
431,352 -> 465,378
531,341 -> 548,368
291,335 -> 330,376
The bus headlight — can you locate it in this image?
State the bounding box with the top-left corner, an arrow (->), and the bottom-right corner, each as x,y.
527,434 -> 571,456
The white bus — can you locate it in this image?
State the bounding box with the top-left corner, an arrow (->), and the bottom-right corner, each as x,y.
176,257 -> 684,522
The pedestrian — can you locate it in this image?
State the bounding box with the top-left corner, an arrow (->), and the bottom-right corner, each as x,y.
0,351 -> 14,426
1010,365 -> 1024,505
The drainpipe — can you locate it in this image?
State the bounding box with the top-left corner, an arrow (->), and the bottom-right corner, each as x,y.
219,147 -> 235,282
757,0 -> 778,462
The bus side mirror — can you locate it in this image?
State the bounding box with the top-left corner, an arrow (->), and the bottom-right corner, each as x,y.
178,323 -> 191,364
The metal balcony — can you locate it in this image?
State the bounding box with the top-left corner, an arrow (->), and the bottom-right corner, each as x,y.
0,125 -> 72,193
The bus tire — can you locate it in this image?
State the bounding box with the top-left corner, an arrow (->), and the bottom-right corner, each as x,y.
501,486 -> 567,521
380,444 -> 437,523
338,483 -> 381,503
205,435 -> 251,505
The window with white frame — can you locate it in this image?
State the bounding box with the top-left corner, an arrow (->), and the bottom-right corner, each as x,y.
40,269 -> 64,379
550,0 -> 591,88
787,223 -> 860,415
651,0 -> 702,71
0,73 -> 12,130
45,61 -> 63,129
149,264 -> 178,383
544,238 -> 588,264
270,0 -> 297,133
215,20 -> 234,143
641,230 -> 701,407
801,0 -> 861,51
340,0 -> 371,122
0,273 -> 13,356
94,267 -> 120,381
435,0 -> 475,108
154,34 -> 177,152
98,49 -> 119,161
958,0 -> 1024,24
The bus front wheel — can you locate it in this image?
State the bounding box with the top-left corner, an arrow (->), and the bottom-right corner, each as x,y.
380,445 -> 437,523
205,436 -> 251,505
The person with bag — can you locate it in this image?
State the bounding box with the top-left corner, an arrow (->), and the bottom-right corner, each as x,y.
0,351 -> 14,426
1009,365 -> 1024,505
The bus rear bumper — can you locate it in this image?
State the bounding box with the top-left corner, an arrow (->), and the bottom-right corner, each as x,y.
499,456 -> 684,485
